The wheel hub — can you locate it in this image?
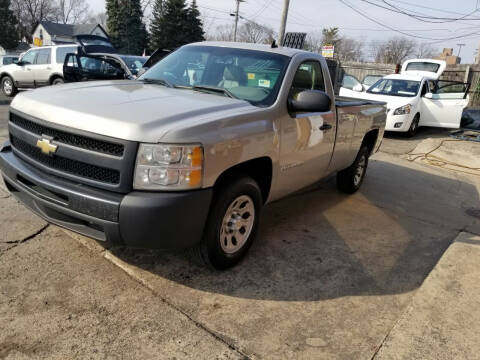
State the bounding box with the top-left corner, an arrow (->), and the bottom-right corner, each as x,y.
220,195 -> 255,254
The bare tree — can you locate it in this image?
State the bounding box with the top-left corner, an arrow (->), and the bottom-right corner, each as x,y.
237,21 -> 275,44
304,31 -> 323,53
87,11 -> 107,28
375,36 -> 416,64
336,37 -> 364,62
415,43 -> 438,59
10,0 -> 57,41
206,24 -> 233,42
54,0 -> 91,24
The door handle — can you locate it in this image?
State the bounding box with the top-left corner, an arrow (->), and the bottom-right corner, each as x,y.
319,124 -> 332,131
46,67 -> 52,70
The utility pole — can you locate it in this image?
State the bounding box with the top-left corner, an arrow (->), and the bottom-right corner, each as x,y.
232,0 -> 244,42
457,43 -> 465,57
278,0 -> 291,45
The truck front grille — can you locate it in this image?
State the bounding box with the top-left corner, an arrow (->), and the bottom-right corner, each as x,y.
10,113 -> 124,156
10,135 -> 120,184
8,111 -> 138,193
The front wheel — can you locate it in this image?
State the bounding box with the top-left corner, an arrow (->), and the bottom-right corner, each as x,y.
337,146 -> 370,194
191,176 -> 262,270
1,76 -> 17,97
406,114 -> 420,137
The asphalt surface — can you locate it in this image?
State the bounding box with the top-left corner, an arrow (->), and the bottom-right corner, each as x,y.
1,91 -> 479,359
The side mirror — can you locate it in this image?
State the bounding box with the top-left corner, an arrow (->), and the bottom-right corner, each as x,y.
353,84 -> 364,92
16,61 -> 25,66
288,90 -> 331,113
424,92 -> 433,99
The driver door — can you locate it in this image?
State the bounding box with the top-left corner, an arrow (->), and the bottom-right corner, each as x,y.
13,49 -> 38,88
421,80 -> 470,128
276,60 -> 336,195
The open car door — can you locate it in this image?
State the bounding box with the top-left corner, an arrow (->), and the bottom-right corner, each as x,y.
63,53 -> 128,83
420,80 -> 470,129
74,35 -> 116,55
136,48 -> 172,77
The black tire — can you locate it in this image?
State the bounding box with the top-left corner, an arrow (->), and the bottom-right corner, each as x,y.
51,77 -> 64,85
1,76 -> 17,97
406,114 -> 420,138
337,146 -> 369,194
191,176 -> 262,270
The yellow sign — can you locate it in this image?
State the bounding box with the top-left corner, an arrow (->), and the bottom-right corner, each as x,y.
321,44 -> 334,58
33,37 -> 43,47
248,73 -> 255,80
36,138 -> 57,155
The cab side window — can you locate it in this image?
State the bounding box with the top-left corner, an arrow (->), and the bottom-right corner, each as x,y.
35,48 -> 51,65
290,60 -> 325,98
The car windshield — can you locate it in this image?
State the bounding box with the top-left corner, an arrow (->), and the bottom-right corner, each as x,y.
120,55 -> 148,75
138,45 -> 290,106
367,78 -> 420,97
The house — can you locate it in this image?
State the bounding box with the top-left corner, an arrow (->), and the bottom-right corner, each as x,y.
31,21 -> 108,47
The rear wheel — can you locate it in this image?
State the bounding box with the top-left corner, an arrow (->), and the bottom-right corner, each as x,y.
406,114 -> 420,137
191,176 -> 262,270
51,77 -> 64,86
1,76 -> 17,97
337,146 -> 369,194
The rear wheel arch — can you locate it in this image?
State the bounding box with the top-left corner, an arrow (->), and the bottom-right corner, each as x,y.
361,128 -> 379,156
212,157 -> 273,204
50,74 -> 64,84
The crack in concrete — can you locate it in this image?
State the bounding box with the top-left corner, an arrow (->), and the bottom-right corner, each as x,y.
101,251 -> 252,360
0,224 -> 49,255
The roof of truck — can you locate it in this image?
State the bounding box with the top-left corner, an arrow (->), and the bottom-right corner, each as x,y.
188,41 -> 312,57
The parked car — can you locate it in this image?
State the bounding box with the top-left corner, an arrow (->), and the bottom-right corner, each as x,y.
0,42 -> 387,269
341,73 -> 384,95
63,53 -> 148,83
0,55 -> 19,67
0,44 -> 78,97
339,59 -> 469,136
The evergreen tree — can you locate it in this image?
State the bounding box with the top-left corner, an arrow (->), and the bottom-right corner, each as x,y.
149,0 -> 204,51
106,0 -> 147,55
0,0 -> 19,50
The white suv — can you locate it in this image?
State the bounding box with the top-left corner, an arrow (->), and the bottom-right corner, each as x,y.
0,45 -> 77,97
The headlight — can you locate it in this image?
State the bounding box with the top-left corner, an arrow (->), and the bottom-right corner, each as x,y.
393,104 -> 411,115
134,143 -> 203,190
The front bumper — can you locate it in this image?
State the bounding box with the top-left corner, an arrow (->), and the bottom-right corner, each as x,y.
385,113 -> 414,132
0,142 -> 213,250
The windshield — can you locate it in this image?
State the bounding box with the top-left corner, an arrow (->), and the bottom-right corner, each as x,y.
367,78 -> 420,97
120,55 -> 147,75
139,45 -> 290,106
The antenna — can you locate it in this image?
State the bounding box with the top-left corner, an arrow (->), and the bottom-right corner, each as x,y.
456,43 -> 465,57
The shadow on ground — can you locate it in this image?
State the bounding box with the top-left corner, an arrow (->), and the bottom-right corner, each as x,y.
107,157 -> 479,302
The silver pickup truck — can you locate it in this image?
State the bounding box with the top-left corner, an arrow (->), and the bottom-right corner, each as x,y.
0,42 -> 386,269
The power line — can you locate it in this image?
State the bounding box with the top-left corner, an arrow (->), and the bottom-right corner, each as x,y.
338,0 -> 480,41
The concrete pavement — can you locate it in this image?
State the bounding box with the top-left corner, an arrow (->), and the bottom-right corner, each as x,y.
1,99 -> 480,359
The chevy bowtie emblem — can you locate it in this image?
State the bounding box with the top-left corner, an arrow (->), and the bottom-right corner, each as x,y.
36,138 -> 58,156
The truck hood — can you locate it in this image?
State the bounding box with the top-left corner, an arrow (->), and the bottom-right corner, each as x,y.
10,80 -> 254,142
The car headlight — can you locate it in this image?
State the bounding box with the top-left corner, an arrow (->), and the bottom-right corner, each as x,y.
133,143 -> 203,190
393,104 -> 412,115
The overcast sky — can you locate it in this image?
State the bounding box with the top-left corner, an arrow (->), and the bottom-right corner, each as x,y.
88,0 -> 480,63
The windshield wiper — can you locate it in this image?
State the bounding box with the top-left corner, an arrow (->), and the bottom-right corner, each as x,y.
140,78 -> 173,88
192,85 -> 237,99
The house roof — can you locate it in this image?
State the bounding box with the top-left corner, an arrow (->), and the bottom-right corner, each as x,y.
38,21 -> 107,38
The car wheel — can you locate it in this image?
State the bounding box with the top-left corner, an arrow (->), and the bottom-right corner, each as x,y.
191,176 -> 262,270
52,77 -> 64,85
406,114 -> 420,138
1,76 -> 17,97
337,146 -> 369,194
